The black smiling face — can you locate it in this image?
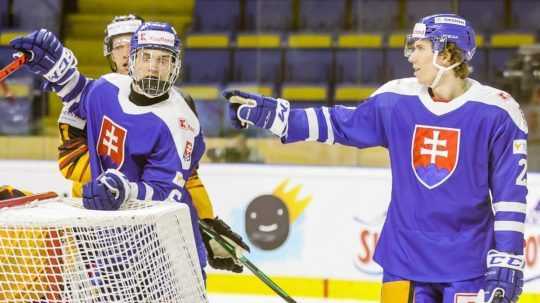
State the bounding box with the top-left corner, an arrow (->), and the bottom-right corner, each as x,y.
245,195 -> 290,250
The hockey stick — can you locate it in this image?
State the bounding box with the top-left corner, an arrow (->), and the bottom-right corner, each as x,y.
0,191 -> 58,208
199,221 -> 297,303
0,53 -> 28,82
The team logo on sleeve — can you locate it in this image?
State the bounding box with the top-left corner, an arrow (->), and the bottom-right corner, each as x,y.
513,139 -> 527,155
411,125 -> 460,189
97,116 -> 127,168
178,118 -> 194,132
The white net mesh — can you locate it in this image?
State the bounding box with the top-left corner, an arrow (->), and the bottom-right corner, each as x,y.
0,198 -> 207,302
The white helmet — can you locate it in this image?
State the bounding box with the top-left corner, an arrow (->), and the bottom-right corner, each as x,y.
103,14 -> 144,72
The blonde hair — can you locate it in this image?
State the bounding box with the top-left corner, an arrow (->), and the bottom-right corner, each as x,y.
441,43 -> 470,79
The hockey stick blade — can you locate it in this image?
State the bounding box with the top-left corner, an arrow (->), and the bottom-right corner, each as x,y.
0,53 -> 28,82
199,221 -> 297,303
0,191 -> 58,208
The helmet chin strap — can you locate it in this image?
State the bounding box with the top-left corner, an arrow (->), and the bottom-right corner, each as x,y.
429,51 -> 462,88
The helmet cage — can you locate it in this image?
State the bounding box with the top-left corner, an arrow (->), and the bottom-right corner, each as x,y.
404,35 -> 448,58
128,47 -> 181,98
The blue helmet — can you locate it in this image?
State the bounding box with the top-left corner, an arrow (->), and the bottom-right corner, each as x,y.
129,22 -> 181,56
128,22 -> 182,97
405,13 -> 476,61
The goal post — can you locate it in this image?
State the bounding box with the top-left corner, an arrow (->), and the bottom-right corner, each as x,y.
0,198 -> 207,302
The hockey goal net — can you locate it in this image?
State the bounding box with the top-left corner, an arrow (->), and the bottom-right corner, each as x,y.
0,196 -> 207,302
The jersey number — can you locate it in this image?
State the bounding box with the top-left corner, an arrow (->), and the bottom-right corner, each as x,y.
168,189 -> 183,202
515,158 -> 527,187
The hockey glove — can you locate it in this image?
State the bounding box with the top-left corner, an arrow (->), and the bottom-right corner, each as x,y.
201,217 -> 250,273
9,29 -> 77,84
82,169 -> 133,211
476,250 -> 524,303
0,185 -> 30,200
223,90 -> 290,137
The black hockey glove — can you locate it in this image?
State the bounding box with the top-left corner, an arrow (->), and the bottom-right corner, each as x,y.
200,217 -> 250,273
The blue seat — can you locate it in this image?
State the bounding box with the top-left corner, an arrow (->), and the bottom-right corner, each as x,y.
336,49 -> 384,83
458,0 -> 505,34
0,98 -> 32,134
0,0 -> 8,28
298,0 -> 346,32
285,49 -> 333,83
193,0 -> 240,32
405,0 -> 452,28
233,49 -> 283,83
182,49 -> 231,83
511,0 -> 540,31
195,99 -> 225,137
244,0 -> 293,32
179,84 -> 224,137
12,0 -> 62,34
351,0 -> 399,32
469,48 -> 488,83
385,48 -> 412,80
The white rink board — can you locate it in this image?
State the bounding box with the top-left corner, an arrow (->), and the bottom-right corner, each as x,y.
1,161 -> 539,293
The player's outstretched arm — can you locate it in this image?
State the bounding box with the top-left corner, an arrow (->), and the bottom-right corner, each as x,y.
223,89 -> 388,148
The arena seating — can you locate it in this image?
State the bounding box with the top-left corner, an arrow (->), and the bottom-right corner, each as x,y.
1,0 -> 538,137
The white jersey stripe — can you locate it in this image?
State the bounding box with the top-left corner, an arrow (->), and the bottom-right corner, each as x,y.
322,107 -> 334,144
493,202 -> 527,214
494,221 -> 525,233
57,71 -> 80,98
305,108 -> 318,141
144,183 -> 154,201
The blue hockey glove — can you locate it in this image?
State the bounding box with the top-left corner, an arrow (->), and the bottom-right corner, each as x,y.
83,169 -> 133,211
9,29 -> 77,84
476,250 -> 524,303
223,90 -> 290,137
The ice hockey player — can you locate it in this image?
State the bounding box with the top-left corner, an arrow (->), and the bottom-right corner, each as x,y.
223,13 -> 527,303
10,21 -> 249,281
57,14 -> 143,198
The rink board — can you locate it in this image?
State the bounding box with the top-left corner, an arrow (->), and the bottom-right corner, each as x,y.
1,160 -> 539,301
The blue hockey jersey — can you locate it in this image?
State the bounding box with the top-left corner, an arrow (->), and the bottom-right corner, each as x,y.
284,78 -> 528,282
57,72 -> 207,269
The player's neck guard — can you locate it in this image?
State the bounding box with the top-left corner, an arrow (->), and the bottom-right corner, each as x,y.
129,83 -> 169,106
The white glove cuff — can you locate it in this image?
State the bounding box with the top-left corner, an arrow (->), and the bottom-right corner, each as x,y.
57,106 -> 86,129
486,249 -> 525,271
269,98 -> 290,137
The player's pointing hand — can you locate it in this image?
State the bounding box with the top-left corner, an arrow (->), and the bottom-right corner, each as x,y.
223,90 -> 290,137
